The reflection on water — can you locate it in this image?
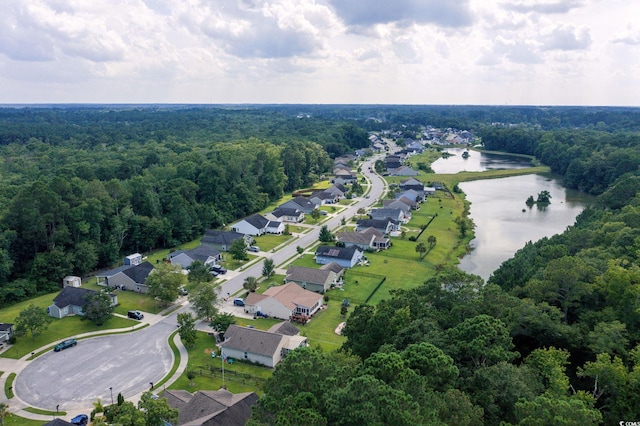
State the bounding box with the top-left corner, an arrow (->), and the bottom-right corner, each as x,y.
454,173 -> 593,282
431,148 -> 533,174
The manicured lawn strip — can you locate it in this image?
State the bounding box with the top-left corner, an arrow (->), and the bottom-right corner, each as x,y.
168,331 -> 272,395
234,317 -> 283,330
339,272 -> 383,305
5,415 -> 45,425
252,234 -> 294,252
1,314 -> 135,360
153,330 -> 180,390
288,254 -> 320,269
23,407 -> 65,416
5,372 -> 15,398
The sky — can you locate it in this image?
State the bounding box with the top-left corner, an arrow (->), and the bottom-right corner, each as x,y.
1,0 -> 639,105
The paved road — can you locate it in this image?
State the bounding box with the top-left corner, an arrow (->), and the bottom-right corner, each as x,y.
14,306 -> 189,412
8,153 -> 388,417
217,154 -> 387,299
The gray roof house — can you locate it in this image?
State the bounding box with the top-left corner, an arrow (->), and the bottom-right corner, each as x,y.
309,189 -> 339,206
163,388 -> 258,426
266,207 -> 305,223
0,323 -> 14,343
279,196 -> 318,214
356,218 -> 401,234
219,323 -> 308,368
382,199 -> 413,214
337,227 -> 390,251
201,230 -> 251,252
390,165 -> 419,176
169,245 -> 222,269
49,287 -> 117,319
369,208 -> 409,223
315,245 -> 363,268
96,261 -> 155,293
232,213 -> 284,236
385,196 -> 418,211
285,266 -> 339,293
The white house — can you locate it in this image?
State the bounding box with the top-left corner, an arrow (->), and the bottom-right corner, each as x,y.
232,214 -> 284,236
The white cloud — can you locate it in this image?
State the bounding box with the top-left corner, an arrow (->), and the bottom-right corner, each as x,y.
541,25 -> 591,51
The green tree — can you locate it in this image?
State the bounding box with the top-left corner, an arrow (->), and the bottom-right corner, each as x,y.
318,225 -> 334,243
210,312 -> 236,332
415,242 -> 427,260
177,312 -> 198,348
188,282 -> 219,322
536,190 -> 552,203
311,209 -> 321,220
14,304 -> 52,339
138,391 -> 178,426
229,238 -> 248,261
427,235 -> 437,249
243,276 -> 259,292
104,401 -> 145,426
187,260 -> 212,283
83,291 -> 115,326
262,258 -> 275,279
0,402 -> 9,426
145,263 -> 186,306
296,246 -> 304,255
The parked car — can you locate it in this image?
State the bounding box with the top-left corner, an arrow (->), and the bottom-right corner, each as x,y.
210,265 -> 227,274
70,414 -> 88,425
54,338 -> 77,352
233,298 -> 245,307
179,287 -> 188,296
248,246 -> 260,252
127,310 -> 144,320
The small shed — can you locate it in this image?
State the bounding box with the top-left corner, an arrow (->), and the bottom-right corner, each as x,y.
62,276 -> 82,288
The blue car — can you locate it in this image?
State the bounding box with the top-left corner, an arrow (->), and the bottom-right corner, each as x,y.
70,414 -> 88,425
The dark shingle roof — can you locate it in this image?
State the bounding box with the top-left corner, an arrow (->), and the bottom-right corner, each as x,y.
164,388 -> 258,426
185,245 -> 221,262
271,207 -> 303,218
201,230 -> 245,246
53,287 -> 98,309
243,213 -> 269,229
220,325 -> 284,357
43,419 -> 74,426
122,261 -> 154,284
315,245 -> 362,260
267,321 -> 300,336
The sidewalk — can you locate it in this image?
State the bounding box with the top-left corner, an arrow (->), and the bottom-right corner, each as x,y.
0,301 -> 190,422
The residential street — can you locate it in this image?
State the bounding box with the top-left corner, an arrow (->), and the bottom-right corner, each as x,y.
3,153 -> 387,421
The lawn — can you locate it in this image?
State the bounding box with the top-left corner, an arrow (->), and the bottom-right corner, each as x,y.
168,330 -> 273,395
251,234 -> 294,252
80,280 -> 176,315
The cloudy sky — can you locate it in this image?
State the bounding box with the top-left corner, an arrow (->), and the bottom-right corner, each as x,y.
1,0 -> 638,105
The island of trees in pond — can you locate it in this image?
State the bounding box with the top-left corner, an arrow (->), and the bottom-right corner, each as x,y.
1,105 -> 640,424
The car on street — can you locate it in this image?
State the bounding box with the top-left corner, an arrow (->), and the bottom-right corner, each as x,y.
127,310 -> 144,320
54,339 -> 77,352
70,414 -> 89,425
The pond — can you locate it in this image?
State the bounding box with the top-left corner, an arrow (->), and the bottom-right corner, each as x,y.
431,147 -> 533,173
430,149 -> 594,281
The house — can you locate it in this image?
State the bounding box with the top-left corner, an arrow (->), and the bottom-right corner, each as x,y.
266,207 -> 305,223
395,189 -> 424,203
315,245 -> 363,268
232,213 -> 284,236
244,282 -> 324,320
399,177 -> 424,192
319,261 -> 345,279
97,261 -> 155,293
48,287 -> 117,319
123,253 -> 143,266
285,266 -> 339,293
369,208 -> 408,223
356,218 -> 401,234
389,166 -> 419,176
279,196 -> 318,214
62,276 -> 81,288
309,189 -> 339,206
201,230 -> 251,252
337,227 -> 390,251
163,388 -> 258,426
0,323 -> 14,343
169,245 -> 222,269
219,323 -> 308,368
384,196 -> 418,211
332,169 -> 357,184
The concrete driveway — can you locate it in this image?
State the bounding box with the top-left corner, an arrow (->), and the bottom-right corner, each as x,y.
14,307 -> 187,412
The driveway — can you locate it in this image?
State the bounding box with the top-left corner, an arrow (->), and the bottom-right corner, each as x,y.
14,308 -> 187,412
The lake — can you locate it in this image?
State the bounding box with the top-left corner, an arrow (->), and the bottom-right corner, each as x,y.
432,149 -> 593,281
431,147 -> 533,173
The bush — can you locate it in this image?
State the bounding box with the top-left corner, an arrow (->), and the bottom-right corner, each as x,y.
408,236 -> 417,241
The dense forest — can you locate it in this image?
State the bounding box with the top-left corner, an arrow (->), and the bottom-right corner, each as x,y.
2,105 -> 640,424
0,106 -> 371,303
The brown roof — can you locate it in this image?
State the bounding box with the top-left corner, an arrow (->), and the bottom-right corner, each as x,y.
286,266 -> 336,286
264,282 -> 324,310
